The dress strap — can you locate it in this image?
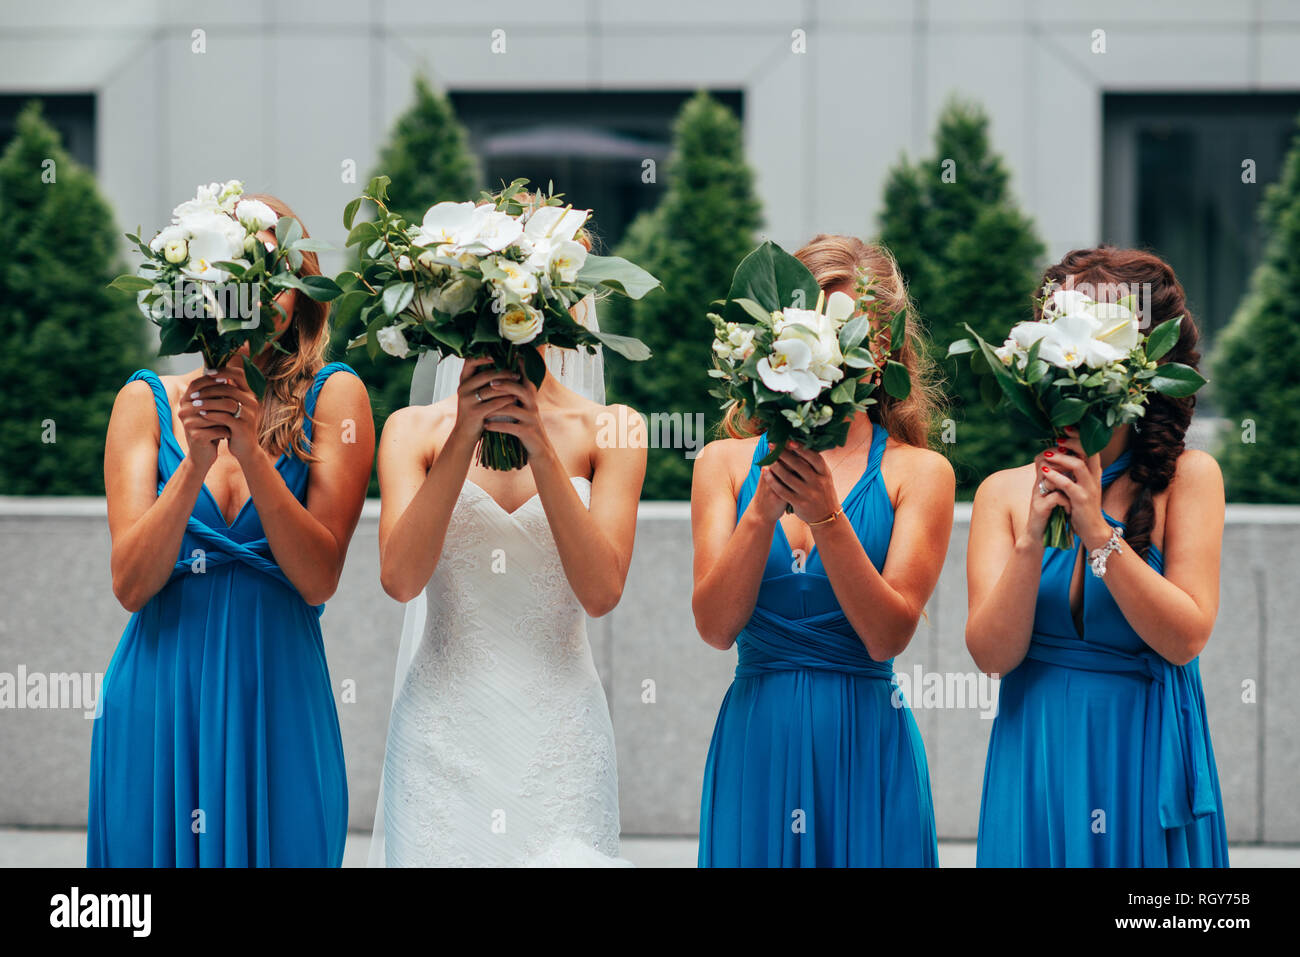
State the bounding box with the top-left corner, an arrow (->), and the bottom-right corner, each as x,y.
1101,448 -> 1132,489
866,422 -> 889,475
302,361 -> 360,445
125,369 -> 173,443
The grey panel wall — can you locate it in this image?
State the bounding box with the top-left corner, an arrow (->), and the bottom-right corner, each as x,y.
0,498 -> 1293,843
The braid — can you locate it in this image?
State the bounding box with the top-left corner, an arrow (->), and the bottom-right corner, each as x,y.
1040,246 -> 1202,560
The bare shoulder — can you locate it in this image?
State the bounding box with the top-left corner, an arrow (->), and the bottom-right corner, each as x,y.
693,435 -> 760,493
313,366 -> 371,413
1170,447 -> 1225,499
111,377 -> 161,431
974,462 -> 1037,510
887,440 -> 955,486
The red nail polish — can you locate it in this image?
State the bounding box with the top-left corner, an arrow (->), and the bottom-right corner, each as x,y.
1042,466 -> 1049,472
1045,450 -> 1054,457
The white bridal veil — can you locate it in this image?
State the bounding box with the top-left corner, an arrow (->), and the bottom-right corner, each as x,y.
367,294 -> 607,866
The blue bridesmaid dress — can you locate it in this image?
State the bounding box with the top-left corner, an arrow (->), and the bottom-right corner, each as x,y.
976,450 -> 1228,867
87,362 -> 355,867
698,425 -> 938,867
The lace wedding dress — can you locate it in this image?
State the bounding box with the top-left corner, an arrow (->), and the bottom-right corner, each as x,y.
374,474 -> 626,867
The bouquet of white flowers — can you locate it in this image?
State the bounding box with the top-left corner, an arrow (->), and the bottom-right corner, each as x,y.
109,180 -> 341,394
708,240 -> 912,466
948,283 -> 1207,548
336,176 -> 660,470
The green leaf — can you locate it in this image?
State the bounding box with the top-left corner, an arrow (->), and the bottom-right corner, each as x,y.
300,275 -> 343,302
1148,361 -> 1207,397
157,321 -> 195,356
729,297 -> 771,325
889,309 -> 906,353
109,274 -> 155,293
839,314 -> 870,352
964,323 -> 1049,431
290,238 -> 331,253
275,215 -> 303,249
241,355 -> 267,399
1077,410 -> 1110,456
589,328 -> 652,361
364,175 -> 391,203
947,337 -> 975,357
725,240 -> 820,313
346,220 -> 381,249
575,254 -> 662,299
331,289 -> 369,331
1049,396 -> 1089,427
343,197 -> 362,231
1144,315 -> 1182,361
882,359 -> 911,399
521,345 -> 547,389
382,281 -> 415,317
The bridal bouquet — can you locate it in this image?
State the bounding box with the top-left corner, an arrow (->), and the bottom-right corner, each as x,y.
335,176 -> 660,470
708,240 -> 912,467
109,180 -> 342,394
948,283 -> 1207,548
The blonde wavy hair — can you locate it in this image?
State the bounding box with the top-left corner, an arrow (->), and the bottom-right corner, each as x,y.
244,193 -> 330,462
722,233 -> 944,448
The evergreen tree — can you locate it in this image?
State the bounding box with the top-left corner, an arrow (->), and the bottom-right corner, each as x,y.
879,99 -> 1045,493
0,102 -> 149,494
329,75 -> 479,492
605,91 -> 763,499
1213,114 -> 1300,501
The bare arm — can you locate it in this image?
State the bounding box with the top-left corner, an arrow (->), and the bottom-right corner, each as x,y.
105,379 -> 228,612
690,439 -> 790,650
777,443 -> 954,661
964,466 -> 1055,676
1052,446 -> 1223,666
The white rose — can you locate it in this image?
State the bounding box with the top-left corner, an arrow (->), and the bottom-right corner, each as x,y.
491,257 -> 539,300
498,301 -> 543,344
234,198 -> 277,232
376,326 -> 410,358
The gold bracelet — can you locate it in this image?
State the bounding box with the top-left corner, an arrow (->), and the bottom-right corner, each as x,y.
807,507 -> 844,527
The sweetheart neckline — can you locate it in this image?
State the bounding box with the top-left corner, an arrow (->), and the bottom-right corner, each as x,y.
461,474 -> 592,518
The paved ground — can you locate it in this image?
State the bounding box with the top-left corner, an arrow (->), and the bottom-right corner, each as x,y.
2,828 -> 1297,867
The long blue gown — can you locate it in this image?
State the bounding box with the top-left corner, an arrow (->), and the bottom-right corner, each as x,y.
87,362 -> 355,867
976,450 -> 1229,867
698,425 -> 938,867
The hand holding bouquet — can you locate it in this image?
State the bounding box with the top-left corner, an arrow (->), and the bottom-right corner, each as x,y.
708,240 -> 912,468
948,283 -> 1207,548
335,177 -> 660,470
110,180 -> 342,394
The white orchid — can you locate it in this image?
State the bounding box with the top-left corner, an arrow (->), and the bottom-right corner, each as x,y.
757,336 -> 823,401
1086,298 -> 1141,354
179,211 -> 247,283
412,201 -> 479,248
523,204 -> 588,244
1037,312 -> 1123,369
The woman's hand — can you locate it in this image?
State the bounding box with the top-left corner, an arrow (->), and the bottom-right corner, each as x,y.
478,356 -> 556,459
188,360 -> 260,463
177,370 -> 232,474
451,357 -> 523,442
1022,447 -> 1073,545
1038,429 -> 1111,550
750,445 -> 793,525
767,441 -> 839,524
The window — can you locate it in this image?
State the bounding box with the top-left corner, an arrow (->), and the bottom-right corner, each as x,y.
0,93 -> 96,171
449,90 -> 743,250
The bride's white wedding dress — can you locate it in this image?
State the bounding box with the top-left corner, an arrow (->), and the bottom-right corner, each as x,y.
376,474 -> 626,867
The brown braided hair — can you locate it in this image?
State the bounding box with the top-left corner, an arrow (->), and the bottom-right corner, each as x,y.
1036,246 -> 1201,560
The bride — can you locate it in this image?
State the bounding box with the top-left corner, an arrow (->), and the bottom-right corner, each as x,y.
368,291 -> 645,867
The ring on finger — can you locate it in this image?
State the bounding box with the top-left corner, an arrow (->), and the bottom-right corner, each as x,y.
233,400 -> 242,420
1037,479 -> 1050,496
475,389 -> 484,403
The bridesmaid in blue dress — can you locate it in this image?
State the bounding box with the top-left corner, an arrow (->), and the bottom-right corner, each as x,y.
967,247 -> 1228,867
693,235 -> 954,867
88,195 -> 375,867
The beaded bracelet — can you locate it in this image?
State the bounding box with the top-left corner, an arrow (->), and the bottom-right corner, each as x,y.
1088,526 -> 1124,578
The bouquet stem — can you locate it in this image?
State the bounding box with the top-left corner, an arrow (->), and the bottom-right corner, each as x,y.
477,430 -> 527,471
1045,505 -> 1074,550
